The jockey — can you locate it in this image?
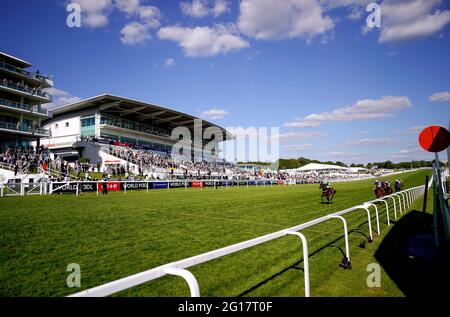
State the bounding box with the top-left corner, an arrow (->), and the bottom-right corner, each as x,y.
385,180 -> 390,187
374,180 -> 382,188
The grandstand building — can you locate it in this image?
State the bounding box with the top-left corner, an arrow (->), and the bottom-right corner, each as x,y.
0,52 -> 53,147
39,94 -> 233,167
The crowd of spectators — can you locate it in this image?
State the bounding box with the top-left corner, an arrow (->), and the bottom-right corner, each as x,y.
1,141 -> 376,183
0,145 -> 51,176
1,78 -> 50,99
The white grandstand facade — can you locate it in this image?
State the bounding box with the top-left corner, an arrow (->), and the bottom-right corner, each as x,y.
39,94 -> 233,167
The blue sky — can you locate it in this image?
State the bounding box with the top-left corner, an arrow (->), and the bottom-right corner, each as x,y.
1,0 -> 449,164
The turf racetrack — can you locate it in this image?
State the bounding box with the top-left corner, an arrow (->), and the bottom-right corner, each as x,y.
0,170 -> 431,296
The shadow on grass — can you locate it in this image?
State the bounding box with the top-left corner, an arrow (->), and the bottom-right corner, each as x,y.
237,234 -> 348,297
374,210 -> 450,297
236,212 -> 388,296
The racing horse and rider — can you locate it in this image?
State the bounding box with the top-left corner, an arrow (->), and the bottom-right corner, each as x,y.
383,180 -> 393,195
373,180 -> 384,198
374,179 -> 395,198
394,179 -> 404,192
320,181 -> 336,204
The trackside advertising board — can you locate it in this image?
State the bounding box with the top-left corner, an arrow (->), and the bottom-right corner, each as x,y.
50,180 -> 282,194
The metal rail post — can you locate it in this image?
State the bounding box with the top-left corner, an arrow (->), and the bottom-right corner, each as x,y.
358,206 -> 374,242
328,215 -> 350,261
386,196 -> 397,219
286,231 -> 310,297
163,268 -> 200,297
398,192 -> 407,211
365,203 -> 380,235
405,190 -> 411,208
375,199 -> 390,226
391,194 -> 403,214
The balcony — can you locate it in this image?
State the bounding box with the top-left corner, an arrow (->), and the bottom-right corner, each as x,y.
0,98 -> 48,116
0,79 -> 53,102
100,115 -> 171,138
0,61 -> 53,88
0,121 -> 50,137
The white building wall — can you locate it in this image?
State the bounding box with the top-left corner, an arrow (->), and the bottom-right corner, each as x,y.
40,117 -> 81,149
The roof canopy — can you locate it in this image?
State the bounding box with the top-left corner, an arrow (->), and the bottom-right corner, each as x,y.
50,94 -> 233,140
0,51 -> 32,68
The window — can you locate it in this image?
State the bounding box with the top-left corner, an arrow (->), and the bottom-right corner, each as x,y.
65,122 -> 69,127
81,117 -> 95,127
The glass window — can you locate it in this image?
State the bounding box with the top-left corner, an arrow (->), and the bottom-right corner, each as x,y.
81,117 -> 95,127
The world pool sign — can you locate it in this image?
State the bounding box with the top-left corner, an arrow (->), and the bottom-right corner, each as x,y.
49,180 -> 283,194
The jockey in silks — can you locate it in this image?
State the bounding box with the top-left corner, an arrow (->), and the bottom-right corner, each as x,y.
373,180 -> 382,191
394,179 -> 401,191
320,181 -> 331,191
384,180 -> 391,194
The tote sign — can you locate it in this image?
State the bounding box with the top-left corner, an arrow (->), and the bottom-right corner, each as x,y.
419,126 -> 450,153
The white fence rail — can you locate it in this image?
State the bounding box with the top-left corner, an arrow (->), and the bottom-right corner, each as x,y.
69,185 -> 425,297
0,178 -> 382,197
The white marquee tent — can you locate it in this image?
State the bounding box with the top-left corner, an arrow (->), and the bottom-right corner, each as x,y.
295,163 -> 347,171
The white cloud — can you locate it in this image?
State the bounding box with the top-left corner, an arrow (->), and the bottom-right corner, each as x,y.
115,0 -> 140,15
238,0 -> 334,41
201,108 -> 229,120
157,24 -> 249,57
389,148 -> 424,160
284,96 -> 412,128
322,0 -> 450,43
181,0 -> 210,18
379,0 -> 450,43
341,138 -> 399,146
213,0 -> 230,17
320,0 -> 372,10
44,88 -> 81,109
326,151 -> 362,158
180,0 -> 230,18
404,126 -> 426,135
283,144 -> 314,151
115,1 -> 161,45
138,6 -> 161,28
163,58 -> 176,67
429,91 -> 450,102
114,0 -> 161,45
275,131 -> 326,142
120,22 -> 152,45
72,0 -> 113,28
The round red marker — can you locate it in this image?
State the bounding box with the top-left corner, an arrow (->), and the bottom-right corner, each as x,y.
418,125 -> 450,153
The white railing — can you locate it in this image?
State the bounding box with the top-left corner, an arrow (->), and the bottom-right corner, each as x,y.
69,185 -> 425,297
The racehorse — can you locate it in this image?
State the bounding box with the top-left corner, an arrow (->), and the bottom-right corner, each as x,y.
394,180 -> 404,192
320,183 -> 336,204
374,186 -> 385,199
383,182 -> 393,195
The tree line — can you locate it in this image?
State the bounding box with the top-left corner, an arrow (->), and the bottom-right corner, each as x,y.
239,157 -> 446,170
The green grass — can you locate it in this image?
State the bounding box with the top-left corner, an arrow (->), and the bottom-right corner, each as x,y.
0,170 -> 431,297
